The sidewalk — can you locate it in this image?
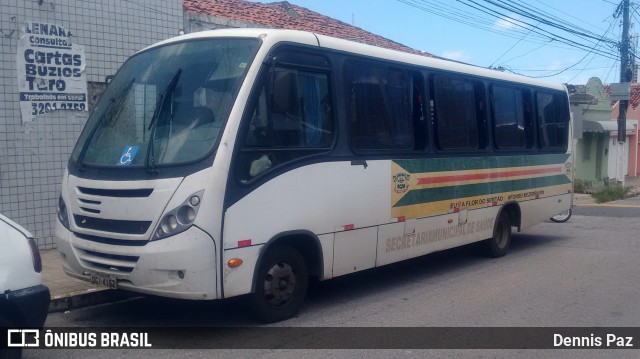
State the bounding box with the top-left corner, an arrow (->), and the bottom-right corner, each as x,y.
39,177 -> 640,313
573,175 -> 640,205
41,250 -> 135,313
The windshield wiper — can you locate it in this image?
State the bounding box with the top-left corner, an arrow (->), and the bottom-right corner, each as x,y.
146,68 -> 182,173
75,79 -> 135,171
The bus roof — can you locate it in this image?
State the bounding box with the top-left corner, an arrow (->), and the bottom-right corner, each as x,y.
145,28 -> 566,92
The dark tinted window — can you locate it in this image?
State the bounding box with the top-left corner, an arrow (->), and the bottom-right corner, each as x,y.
492,86 -> 530,149
346,63 -> 416,151
432,75 -> 480,150
244,69 -> 333,149
237,55 -> 334,182
536,92 -> 569,149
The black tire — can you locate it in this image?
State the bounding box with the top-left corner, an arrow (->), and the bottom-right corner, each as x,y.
0,317 -> 22,359
550,209 -> 572,223
485,211 -> 511,258
250,245 -> 308,323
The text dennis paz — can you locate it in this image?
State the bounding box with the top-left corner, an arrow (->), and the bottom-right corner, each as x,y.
554,333 -> 634,348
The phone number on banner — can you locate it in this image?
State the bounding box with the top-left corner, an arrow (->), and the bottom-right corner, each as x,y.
31,102 -> 86,115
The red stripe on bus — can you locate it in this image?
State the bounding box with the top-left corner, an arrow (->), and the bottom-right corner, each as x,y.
416,167 -> 562,185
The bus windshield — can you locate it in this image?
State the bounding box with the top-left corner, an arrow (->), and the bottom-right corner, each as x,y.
71,38 -> 260,168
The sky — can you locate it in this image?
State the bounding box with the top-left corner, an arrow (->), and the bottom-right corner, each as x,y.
253,0 -> 630,85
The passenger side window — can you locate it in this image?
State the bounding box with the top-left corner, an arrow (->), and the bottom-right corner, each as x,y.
491,86 -> 531,149
536,92 -> 569,149
238,61 -> 333,182
346,63 -> 422,151
431,75 -> 481,150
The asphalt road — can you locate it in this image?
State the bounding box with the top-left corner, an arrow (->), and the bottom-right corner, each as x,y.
25,200 -> 640,358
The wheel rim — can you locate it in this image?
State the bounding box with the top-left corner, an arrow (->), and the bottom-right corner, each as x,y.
552,210 -> 570,221
495,219 -> 508,248
262,261 -> 296,307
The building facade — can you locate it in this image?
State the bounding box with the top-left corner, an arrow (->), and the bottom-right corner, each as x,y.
1,0 -> 182,249
571,77 -> 640,189
2,0 -> 430,250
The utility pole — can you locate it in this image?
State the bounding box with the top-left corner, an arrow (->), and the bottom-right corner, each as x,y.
617,0 -> 631,185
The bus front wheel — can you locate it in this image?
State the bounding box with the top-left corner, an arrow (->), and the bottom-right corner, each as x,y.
251,245 -> 308,323
485,212 -> 511,258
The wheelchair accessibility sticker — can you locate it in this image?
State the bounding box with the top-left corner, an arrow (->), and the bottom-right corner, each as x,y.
118,146 -> 139,165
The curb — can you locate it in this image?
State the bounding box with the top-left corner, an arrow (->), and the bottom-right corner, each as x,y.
48,289 -> 139,313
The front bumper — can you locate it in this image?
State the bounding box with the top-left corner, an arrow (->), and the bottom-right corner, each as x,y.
55,223 -> 218,300
1,284 -> 50,328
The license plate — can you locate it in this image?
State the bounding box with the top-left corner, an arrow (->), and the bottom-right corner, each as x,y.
90,272 -> 117,289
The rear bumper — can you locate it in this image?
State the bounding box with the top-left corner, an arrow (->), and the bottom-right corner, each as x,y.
1,285 -> 50,327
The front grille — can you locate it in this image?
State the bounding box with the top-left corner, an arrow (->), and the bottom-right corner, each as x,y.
74,232 -> 149,246
77,187 -> 153,198
74,215 -> 151,235
80,207 -> 100,214
77,248 -> 139,273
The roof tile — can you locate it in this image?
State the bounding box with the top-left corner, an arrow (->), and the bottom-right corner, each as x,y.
183,0 -> 434,57
604,83 -> 640,109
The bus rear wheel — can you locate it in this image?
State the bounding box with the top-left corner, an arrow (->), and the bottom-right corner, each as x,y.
251,245 -> 308,323
485,211 -> 511,258
550,209 -> 572,223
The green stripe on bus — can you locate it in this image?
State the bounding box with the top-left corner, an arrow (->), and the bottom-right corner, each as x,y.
394,154 -> 570,174
394,174 -> 571,207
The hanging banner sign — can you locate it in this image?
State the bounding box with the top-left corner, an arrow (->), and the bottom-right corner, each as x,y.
16,22 -> 87,126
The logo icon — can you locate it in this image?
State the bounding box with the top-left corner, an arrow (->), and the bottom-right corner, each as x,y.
393,172 -> 411,194
118,146 -> 139,165
7,329 -> 39,347
565,162 -> 572,174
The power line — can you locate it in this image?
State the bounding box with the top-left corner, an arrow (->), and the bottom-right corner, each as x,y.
397,0 -> 624,58
499,0 -> 616,44
457,0 -> 620,60
396,0 -> 551,44
567,50 -> 608,83
500,40 -> 554,64
529,52 -> 603,78
508,65 -> 619,72
396,0 -> 636,82
522,12 -> 618,80
601,56 -> 619,82
397,0 -> 572,44
528,0 -> 611,32
398,0 -> 619,63
489,0 -> 619,68
490,21 -> 539,67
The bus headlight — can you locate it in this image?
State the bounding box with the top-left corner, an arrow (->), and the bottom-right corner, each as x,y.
177,205 -> 196,224
161,214 -> 179,233
153,190 -> 203,240
57,195 -> 70,230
